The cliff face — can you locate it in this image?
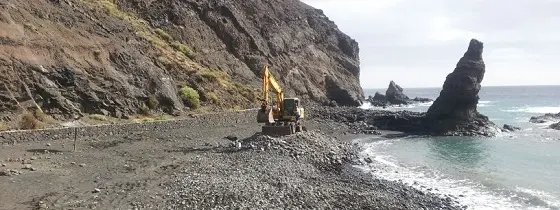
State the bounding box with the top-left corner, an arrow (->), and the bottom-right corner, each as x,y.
0,0 -> 363,122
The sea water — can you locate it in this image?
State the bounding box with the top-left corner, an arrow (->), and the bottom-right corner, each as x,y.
357,86 -> 560,210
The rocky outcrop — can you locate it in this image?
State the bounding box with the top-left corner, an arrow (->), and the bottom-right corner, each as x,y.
317,39 -> 500,137
385,81 -> 409,105
423,39 -> 499,136
365,81 -> 432,107
366,92 -> 389,107
550,122 -> 560,130
0,0 -> 363,122
503,124 -> 521,132
530,113 -> 560,123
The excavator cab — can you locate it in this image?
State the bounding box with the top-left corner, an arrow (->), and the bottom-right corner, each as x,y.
281,98 -> 305,122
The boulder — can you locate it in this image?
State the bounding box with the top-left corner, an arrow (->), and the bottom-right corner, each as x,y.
372,92 -> 386,101
424,39 -> 499,136
366,83 -> 432,107
385,81 -> 410,105
550,122 -> 560,130
412,97 -> 433,103
365,92 -> 389,107
503,124 -> 521,132
530,113 -> 560,123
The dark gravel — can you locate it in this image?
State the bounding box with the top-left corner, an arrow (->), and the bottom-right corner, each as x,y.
1,110 -> 464,210
153,131 -> 462,210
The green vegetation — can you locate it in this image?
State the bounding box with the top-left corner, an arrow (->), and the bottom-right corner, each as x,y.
207,92 -> 219,104
155,29 -> 173,42
81,0 -> 261,109
155,56 -> 173,70
171,42 -> 196,59
180,86 -> 201,109
233,83 -> 260,103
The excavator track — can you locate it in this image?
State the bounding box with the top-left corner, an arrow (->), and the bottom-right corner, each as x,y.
261,122 -> 306,137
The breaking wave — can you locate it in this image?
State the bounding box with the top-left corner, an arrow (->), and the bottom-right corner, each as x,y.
356,138 -> 559,210
503,106 -> 560,114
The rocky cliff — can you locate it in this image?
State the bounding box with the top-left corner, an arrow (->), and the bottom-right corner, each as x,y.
0,0 -> 363,124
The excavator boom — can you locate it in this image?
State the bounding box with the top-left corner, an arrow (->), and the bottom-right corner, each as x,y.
262,65 -> 284,112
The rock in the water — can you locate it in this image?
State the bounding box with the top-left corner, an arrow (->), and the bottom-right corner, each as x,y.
424,39 -> 499,136
412,97 -> 433,103
385,81 -> 410,105
372,92 -> 386,101
550,122 -> 560,130
366,92 -> 390,107
366,83 -> 432,107
310,40 -> 500,137
503,124 -> 521,132
530,113 -> 560,123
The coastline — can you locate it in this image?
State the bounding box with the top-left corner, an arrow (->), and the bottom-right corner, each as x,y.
0,109 -> 464,209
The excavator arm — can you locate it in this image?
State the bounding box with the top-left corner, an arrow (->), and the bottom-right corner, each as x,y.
262,65 -> 284,111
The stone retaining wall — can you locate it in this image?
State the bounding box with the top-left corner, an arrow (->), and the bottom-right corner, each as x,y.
0,109 -> 257,145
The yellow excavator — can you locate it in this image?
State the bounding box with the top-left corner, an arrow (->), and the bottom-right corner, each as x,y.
256,65 -> 307,136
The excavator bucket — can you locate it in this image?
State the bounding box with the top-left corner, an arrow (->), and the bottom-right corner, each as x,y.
257,108 -> 274,123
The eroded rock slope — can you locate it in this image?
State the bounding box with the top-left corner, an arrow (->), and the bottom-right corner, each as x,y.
0,0 -> 363,123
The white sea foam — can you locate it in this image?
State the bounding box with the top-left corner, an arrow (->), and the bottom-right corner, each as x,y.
357,139 -> 556,210
515,187 -> 560,209
503,106 -> 560,114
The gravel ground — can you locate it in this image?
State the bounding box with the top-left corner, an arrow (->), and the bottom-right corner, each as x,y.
0,117 -> 463,210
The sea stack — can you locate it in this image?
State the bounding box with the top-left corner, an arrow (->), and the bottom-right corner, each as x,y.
385,81 -> 410,105
425,39 -> 499,136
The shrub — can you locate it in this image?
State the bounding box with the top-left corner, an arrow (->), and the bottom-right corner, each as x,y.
147,94 -> 159,109
19,112 -> 41,130
171,41 -> 196,59
179,86 -> 200,109
207,92 -> 218,104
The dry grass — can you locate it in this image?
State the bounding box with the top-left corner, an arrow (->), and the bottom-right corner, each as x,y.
139,104 -> 151,115
207,92 -> 218,104
19,112 -> 42,130
88,114 -> 109,121
171,41 -> 196,59
147,94 -> 159,109
0,122 -> 10,131
155,29 -> 173,42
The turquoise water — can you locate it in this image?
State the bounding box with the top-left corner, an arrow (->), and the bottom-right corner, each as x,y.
357,86 -> 560,210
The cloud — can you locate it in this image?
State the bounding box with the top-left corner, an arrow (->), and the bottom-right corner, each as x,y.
301,0 -> 560,88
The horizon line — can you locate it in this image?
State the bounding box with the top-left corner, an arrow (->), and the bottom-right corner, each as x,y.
362,84 -> 560,90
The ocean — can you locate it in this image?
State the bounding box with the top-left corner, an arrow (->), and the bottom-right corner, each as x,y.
356,85 -> 560,210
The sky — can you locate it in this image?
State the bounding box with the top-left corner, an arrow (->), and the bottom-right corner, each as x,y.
301,0 -> 560,89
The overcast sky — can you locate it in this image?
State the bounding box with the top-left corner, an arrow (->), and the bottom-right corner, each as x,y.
301,0 -> 560,89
